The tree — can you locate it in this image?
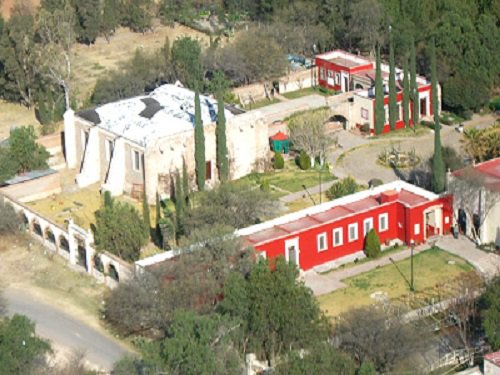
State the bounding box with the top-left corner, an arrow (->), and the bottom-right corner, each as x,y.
171,37 -> 202,90
142,191 -> 151,239
349,0 -> 383,55
216,90 -> 229,181
8,126 -> 49,173
74,0 -> 101,45
364,228 -> 381,258
480,276 -> 500,350
275,342 -> 356,375
388,29 -> 397,132
402,56 -> 410,128
430,38 -> 445,193
94,198 -> 148,261
288,107 -> 334,167
101,0 -> 121,42
0,314 -> 52,374
194,91 -> 206,191
374,45 -> 384,135
273,151 -> 284,169
219,257 -> 330,365
182,157 -> 189,205
335,305 -> 430,373
0,146 -> 19,183
326,176 -> 359,200
174,170 -> 184,238
123,0 -> 154,33
409,37 -> 419,127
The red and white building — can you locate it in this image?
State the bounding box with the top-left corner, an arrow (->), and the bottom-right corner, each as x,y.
315,50 -> 440,135
238,181 -> 452,272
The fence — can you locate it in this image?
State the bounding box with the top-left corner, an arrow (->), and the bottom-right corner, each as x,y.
2,192 -> 133,288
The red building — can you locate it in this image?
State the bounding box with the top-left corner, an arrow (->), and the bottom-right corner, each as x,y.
315,50 -> 439,135
238,181 -> 452,272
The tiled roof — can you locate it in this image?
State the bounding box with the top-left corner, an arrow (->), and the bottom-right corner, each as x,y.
453,158 -> 500,192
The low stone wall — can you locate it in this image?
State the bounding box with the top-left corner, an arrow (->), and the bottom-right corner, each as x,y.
1,192 -> 132,288
0,172 -> 61,202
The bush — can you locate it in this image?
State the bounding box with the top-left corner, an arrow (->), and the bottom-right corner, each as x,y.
364,229 -> 381,258
0,199 -> 21,235
489,97 -> 500,112
326,176 -> 359,200
297,150 -> 311,170
368,178 -> 383,188
260,179 -> 270,192
273,151 -> 284,169
360,123 -> 370,133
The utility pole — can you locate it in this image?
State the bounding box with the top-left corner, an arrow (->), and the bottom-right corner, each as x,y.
410,239 -> 415,292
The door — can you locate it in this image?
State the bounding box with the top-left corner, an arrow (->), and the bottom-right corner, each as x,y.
420,98 -> 427,116
285,238 -> 300,267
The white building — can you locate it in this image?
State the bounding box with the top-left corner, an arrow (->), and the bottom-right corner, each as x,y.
64,83 -> 269,203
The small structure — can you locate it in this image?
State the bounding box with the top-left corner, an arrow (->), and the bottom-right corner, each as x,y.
269,131 -> 289,154
237,180 -> 452,272
484,351 -> 500,375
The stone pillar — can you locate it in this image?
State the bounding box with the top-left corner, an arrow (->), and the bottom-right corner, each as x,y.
64,109 -> 77,169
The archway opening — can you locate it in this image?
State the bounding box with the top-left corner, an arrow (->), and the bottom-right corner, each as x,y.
59,236 -> 70,252
93,255 -> 104,273
33,221 -> 43,237
45,228 -> 56,245
76,237 -> 87,270
108,264 -> 119,282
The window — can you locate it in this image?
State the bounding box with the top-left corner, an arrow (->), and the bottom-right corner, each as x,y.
320,67 -> 325,80
335,73 -> 340,85
361,107 -> 369,120
379,213 -> 389,232
333,228 -> 343,247
105,139 -> 114,161
328,69 -> 334,78
445,216 -> 449,224
285,238 -> 299,266
317,232 -> 327,252
205,161 -> 212,180
414,223 -> 420,235
363,218 -> 374,236
385,106 -> 389,123
132,150 -> 141,171
348,223 -> 358,242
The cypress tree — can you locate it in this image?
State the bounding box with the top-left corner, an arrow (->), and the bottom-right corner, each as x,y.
430,39 -> 445,193
194,91 -> 206,191
101,0 -> 120,42
410,37 -> 419,128
216,90 -> 229,182
388,31 -> 397,131
182,157 -> 189,206
155,191 -> 162,243
374,45 -> 384,135
142,190 -> 151,238
175,170 -> 184,237
403,56 -> 410,128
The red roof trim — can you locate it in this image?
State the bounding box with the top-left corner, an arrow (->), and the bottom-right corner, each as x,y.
270,131 -> 288,141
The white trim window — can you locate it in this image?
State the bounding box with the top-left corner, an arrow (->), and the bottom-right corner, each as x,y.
317,232 -> 328,252
258,251 -> 267,260
132,150 -> 142,172
348,223 -> 358,242
333,228 -> 343,247
335,73 -> 340,85
414,223 -> 420,235
379,213 -> 389,232
285,238 -> 299,266
361,107 -> 369,120
363,218 -> 374,236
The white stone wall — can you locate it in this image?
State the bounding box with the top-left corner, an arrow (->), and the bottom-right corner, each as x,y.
482,199 -> 500,246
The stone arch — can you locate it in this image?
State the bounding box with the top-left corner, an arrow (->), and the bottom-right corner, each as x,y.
32,219 -> 43,238
59,235 -> 70,252
75,236 -> 87,271
108,264 -> 119,282
355,83 -> 364,90
44,227 -> 56,246
21,213 -> 29,229
93,255 -> 104,273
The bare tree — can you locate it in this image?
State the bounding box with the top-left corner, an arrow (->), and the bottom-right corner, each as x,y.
449,167 -> 500,241
35,4 -> 76,110
288,108 -> 336,167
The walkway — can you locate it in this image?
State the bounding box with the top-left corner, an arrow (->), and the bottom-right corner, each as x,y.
304,235 -> 500,296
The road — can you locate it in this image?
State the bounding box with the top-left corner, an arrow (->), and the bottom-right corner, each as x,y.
4,287 -> 131,372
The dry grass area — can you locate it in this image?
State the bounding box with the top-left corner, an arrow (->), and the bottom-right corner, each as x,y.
317,248 -> 474,318
72,22 -> 211,103
0,0 -> 40,19
0,100 -> 40,140
0,234 -> 107,330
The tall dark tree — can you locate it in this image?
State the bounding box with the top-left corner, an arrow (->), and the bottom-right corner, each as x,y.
74,0 -> 101,45
430,38 -> 445,193
194,91 -> 206,191
101,0 -> 121,42
402,56 -> 410,128
124,0 -> 154,33
216,90 -> 229,182
374,45 -> 384,135
174,170 -> 184,238
182,157 -> 189,205
155,192 -> 162,243
409,37 -> 419,126
388,28 -> 397,131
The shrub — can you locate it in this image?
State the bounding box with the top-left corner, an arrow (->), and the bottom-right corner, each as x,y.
368,178 -> 383,188
364,229 -> 381,258
0,199 -> 21,235
489,97 -> 500,112
360,123 -> 370,133
273,151 -> 284,169
297,150 -> 311,170
260,179 -> 270,192
326,176 -> 359,200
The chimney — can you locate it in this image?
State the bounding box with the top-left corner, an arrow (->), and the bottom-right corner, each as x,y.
380,190 -> 399,204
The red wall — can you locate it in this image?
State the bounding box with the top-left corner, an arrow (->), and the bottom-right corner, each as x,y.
316,57 -> 372,91
255,194 -> 453,270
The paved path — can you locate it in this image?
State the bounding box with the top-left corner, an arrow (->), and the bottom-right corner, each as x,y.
4,287 -> 131,371
305,235 -> 500,296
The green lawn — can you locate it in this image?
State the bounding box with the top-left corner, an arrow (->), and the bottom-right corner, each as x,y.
317,247 -> 474,318
241,161 -> 335,194
282,86 -> 332,100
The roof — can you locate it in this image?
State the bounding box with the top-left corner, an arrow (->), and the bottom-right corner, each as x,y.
316,50 -> 372,70
453,158 -> 500,192
270,131 -> 288,141
484,351 -> 500,366
237,180 -> 438,245
76,83 -> 234,148
2,169 -> 56,186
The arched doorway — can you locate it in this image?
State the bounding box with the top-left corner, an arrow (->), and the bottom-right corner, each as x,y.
108,264 -> 119,282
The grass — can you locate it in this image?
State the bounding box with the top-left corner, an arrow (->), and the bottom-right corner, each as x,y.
317,247 -> 474,317
282,86 -> 331,100
241,160 -> 335,194
244,97 -> 282,110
